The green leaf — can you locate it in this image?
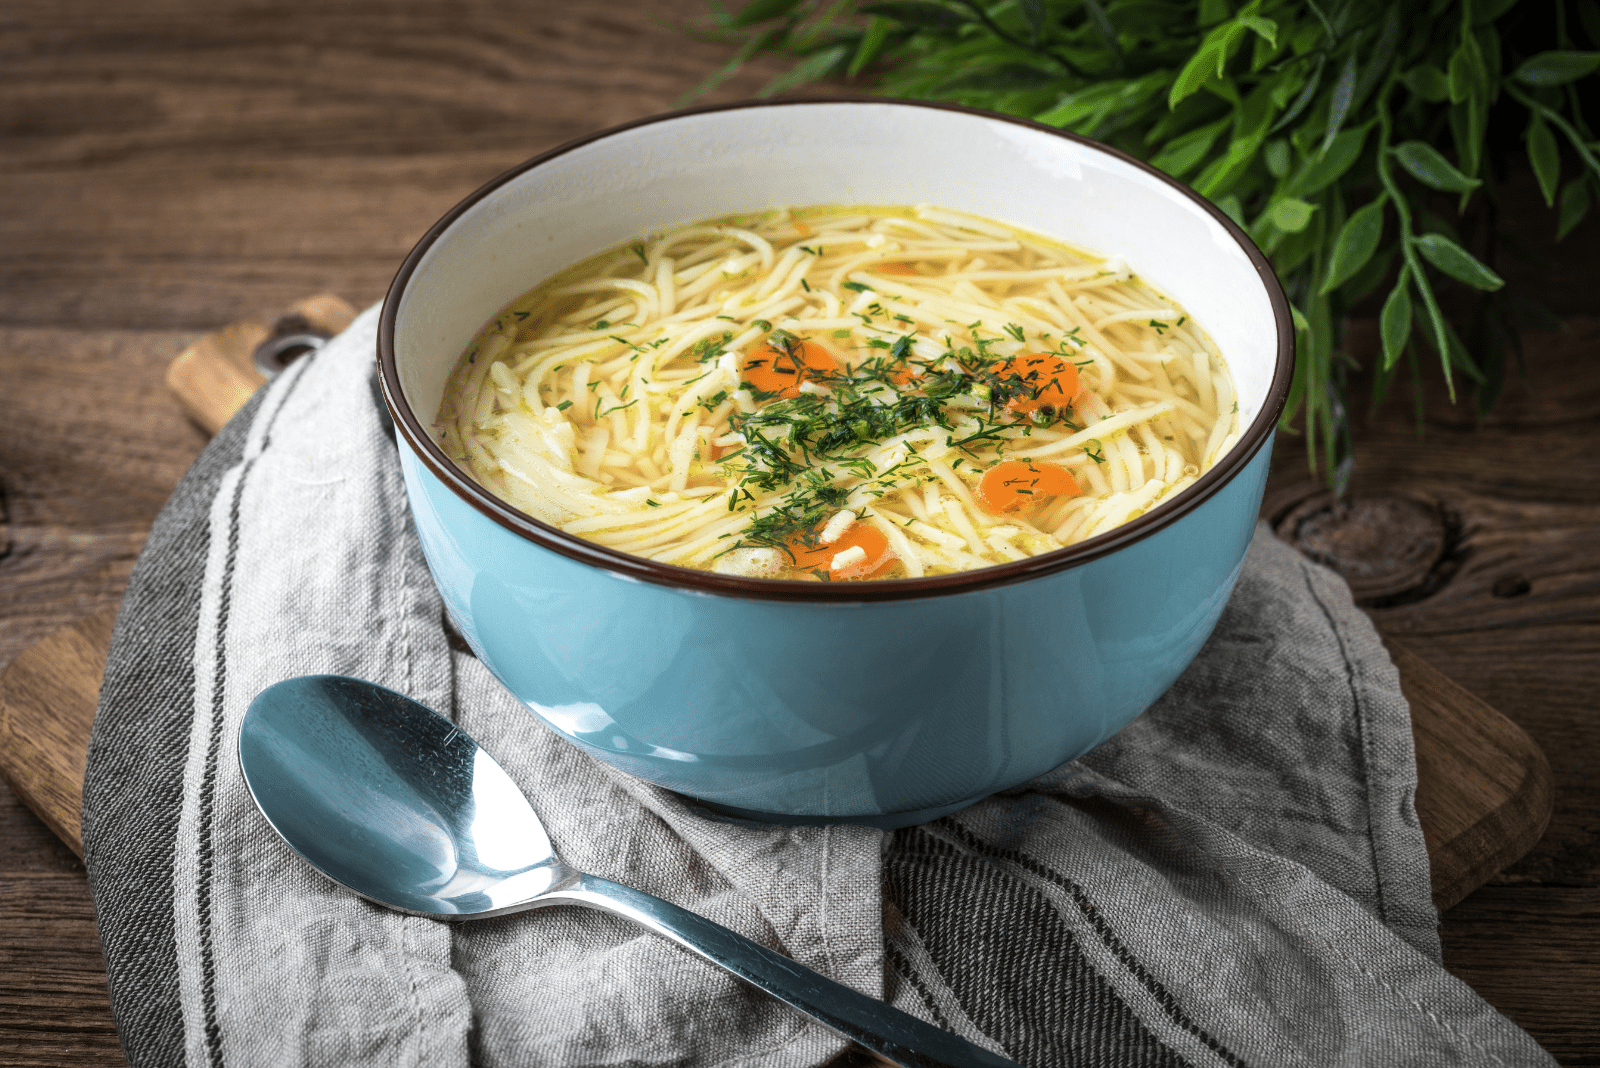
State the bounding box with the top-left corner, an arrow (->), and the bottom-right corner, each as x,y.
1169,44 -> 1223,109
1322,198 -> 1385,292
1037,77 -> 1157,129
1082,0 -> 1123,61
1169,19 -> 1249,109
1583,1 -> 1600,49
757,43 -> 848,97
676,25 -> 786,104
1270,197 -> 1318,232
1148,116 -> 1231,178
1474,0 -> 1520,23
1401,64 -> 1451,103
1198,0 -> 1230,27
1342,244 -> 1396,306
940,63 -> 1058,91
1447,98 -> 1486,182
1238,14 -> 1277,46
1322,50 -> 1359,151
848,17 -> 891,76
1293,125 -> 1369,197
1270,54 -> 1323,133
858,1 -> 970,32
1214,193 -> 1246,228
1557,178 -> 1593,240
1415,233 -> 1505,291
1352,8 -> 1402,113
1194,128 -> 1264,198
1527,116 -> 1561,207
1513,50 -> 1600,87
729,0 -> 804,27
1447,39 -> 1488,103
1020,0 -> 1044,41
1263,138 -> 1290,178
1251,28 -> 1277,72
1380,268 -> 1413,370
1391,141 -> 1482,193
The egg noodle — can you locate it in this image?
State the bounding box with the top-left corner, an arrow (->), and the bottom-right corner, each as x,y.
437,206 -> 1239,581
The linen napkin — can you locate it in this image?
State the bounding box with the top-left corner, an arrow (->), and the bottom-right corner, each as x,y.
84,304 -> 1555,1068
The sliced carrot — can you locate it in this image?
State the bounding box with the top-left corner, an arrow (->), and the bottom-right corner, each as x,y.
744,338 -> 840,399
977,460 -> 1081,514
878,262 -> 919,275
994,353 -> 1081,415
788,520 -> 896,580
793,220 -> 813,237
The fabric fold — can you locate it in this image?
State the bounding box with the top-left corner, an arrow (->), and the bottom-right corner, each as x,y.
85,306 -> 1555,1068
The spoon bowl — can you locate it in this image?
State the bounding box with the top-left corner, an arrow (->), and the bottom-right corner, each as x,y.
240,675 -> 1022,1068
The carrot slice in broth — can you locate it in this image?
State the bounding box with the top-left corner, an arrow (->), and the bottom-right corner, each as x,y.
977,460 -> 1081,514
744,339 -> 840,399
994,353 -> 1081,415
787,520 -> 896,580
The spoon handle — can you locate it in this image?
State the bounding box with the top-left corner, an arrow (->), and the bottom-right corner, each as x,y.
544,873 -> 1022,1068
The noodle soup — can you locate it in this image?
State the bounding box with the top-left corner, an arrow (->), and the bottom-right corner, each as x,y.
438,205 -> 1238,582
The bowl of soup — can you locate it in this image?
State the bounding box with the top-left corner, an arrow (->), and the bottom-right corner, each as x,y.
378,99 -> 1293,828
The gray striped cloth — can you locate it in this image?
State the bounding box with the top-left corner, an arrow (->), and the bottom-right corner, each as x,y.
84,305 -> 1554,1068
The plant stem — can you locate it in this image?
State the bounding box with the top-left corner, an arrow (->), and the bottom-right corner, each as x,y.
951,0 -> 1079,77
1375,75 -> 1458,401
1505,81 -> 1600,182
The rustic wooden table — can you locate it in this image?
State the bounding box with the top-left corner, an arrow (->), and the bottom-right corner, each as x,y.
2,2 -> 1596,1065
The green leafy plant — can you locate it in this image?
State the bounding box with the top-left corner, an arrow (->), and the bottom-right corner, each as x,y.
679,0 -> 1600,489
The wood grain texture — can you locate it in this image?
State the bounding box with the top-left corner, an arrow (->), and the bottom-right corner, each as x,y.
164,293 -> 356,433
1394,639 -> 1555,911
0,609 -> 113,853
1,0 -> 1595,1063
0,874 -> 124,1068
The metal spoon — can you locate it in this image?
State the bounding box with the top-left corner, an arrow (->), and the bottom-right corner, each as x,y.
239,675 -> 1021,1068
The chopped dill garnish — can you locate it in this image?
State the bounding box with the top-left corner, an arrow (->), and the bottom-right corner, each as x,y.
596,398 -> 639,419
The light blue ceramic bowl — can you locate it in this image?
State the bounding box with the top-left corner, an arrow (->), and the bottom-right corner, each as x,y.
378,100 -> 1293,829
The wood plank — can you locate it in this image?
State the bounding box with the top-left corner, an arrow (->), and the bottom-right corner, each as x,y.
0,610 -> 112,853
1439,887 -> 1600,1068
1395,639 -> 1555,910
0,873 -> 124,1068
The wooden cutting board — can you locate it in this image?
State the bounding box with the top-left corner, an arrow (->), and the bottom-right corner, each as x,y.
0,299 -> 1554,912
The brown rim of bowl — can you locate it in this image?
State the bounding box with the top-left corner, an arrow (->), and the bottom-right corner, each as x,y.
378,96 -> 1294,604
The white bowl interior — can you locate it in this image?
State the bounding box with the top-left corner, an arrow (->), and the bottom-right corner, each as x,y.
394,102 -> 1280,460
